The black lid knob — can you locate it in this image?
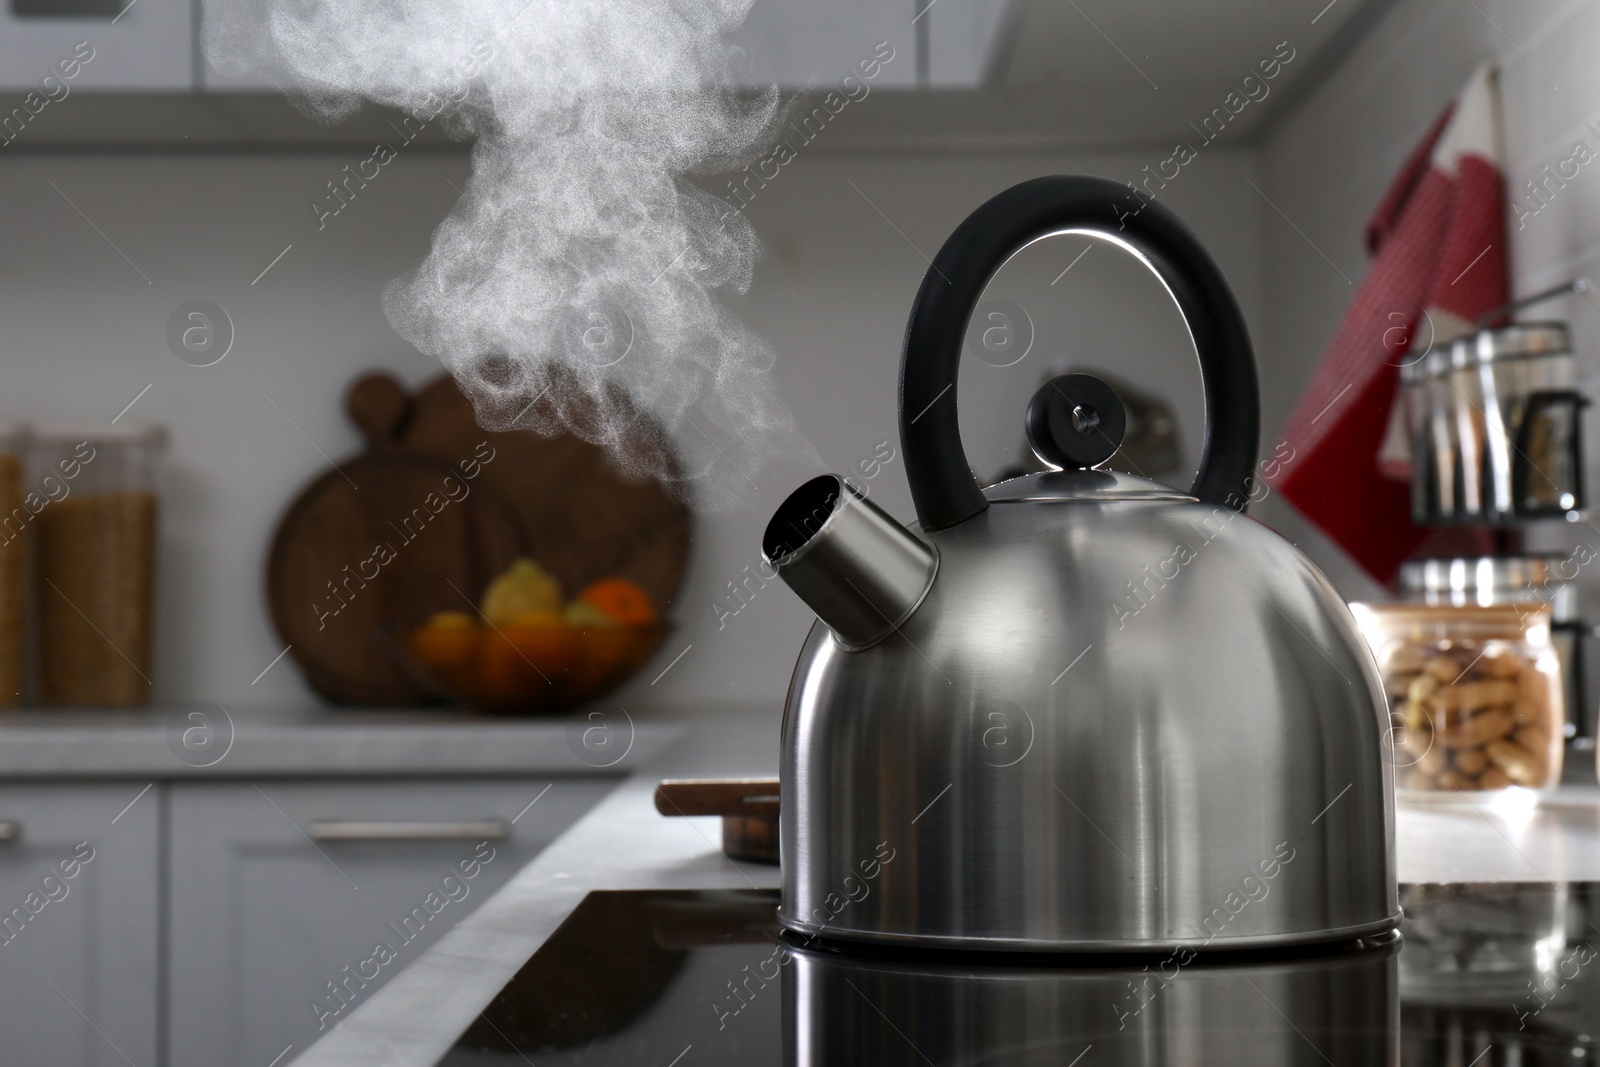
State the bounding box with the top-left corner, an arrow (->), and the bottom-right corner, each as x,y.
1025,373 -> 1126,469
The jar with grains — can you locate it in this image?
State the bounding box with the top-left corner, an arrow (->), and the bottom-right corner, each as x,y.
30,426 -> 166,708
0,428 -> 24,706
1350,603 -> 1563,798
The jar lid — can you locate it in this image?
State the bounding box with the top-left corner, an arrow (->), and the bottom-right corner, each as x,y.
29,424 -> 168,449
1397,555 -> 1579,620
1467,322 -> 1571,365
1399,555 -> 1567,593
1354,602 -> 1548,622
1350,601 -> 1551,643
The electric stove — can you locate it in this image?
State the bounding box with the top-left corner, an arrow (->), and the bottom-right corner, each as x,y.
436,883 -> 1600,1065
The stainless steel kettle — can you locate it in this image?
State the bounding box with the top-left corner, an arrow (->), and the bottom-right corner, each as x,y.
763,175 -> 1398,953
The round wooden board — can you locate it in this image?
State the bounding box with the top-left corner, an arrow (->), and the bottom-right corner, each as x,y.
267,460 -> 525,704
264,371 -> 691,705
400,374 -> 692,616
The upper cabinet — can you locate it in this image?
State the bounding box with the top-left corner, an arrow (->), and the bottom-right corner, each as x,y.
0,0 -> 192,91
737,0 -> 1016,90
0,0 -> 1388,147
0,0 -> 1020,95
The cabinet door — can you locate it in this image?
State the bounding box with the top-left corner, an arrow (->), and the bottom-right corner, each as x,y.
0,782 -> 159,1067
167,777 -> 613,1067
0,1 -> 192,92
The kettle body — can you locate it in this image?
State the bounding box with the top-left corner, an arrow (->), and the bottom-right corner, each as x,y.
765,176 -> 1398,952
777,471 -> 1397,951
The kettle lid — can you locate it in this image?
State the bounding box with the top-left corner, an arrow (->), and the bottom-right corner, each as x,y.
983,468 -> 1193,504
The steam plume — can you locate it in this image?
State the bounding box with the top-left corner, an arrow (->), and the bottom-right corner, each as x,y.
204,0 -> 812,504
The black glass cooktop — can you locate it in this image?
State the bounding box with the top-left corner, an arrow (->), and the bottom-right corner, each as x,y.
439,884 -> 1600,1065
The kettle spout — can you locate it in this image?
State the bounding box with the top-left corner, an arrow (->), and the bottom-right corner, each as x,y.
762,475 -> 938,651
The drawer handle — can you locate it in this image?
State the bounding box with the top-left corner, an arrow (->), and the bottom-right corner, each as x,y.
308,820 -> 509,842
0,821 -> 20,843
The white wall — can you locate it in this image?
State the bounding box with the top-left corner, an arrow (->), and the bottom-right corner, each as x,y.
0,144 -> 1266,714
1256,0 -> 1600,601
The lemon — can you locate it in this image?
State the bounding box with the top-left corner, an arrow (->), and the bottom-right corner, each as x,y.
481,559 -> 563,625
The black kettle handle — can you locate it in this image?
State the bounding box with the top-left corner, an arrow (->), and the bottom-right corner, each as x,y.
899,175 -> 1261,531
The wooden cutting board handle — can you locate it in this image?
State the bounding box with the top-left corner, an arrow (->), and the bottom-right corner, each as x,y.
655,779 -> 779,865
346,372 -> 412,451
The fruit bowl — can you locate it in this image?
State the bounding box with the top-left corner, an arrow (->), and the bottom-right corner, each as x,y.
398,618 -> 670,716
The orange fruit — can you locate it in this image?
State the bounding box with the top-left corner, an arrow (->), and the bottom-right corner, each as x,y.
409,614 -> 480,671
427,610 -> 477,629
576,578 -> 656,626
475,635 -> 534,710
503,612 -> 580,683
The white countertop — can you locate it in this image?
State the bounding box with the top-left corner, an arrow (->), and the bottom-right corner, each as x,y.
0,705 -> 682,777
292,715 -> 1600,1067
1397,787 -> 1600,885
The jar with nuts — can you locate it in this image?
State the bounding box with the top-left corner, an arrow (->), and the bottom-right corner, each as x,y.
1349,603 -> 1563,798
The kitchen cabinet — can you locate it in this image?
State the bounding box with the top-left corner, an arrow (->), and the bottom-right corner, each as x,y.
166,777 -> 611,1067
0,0 -> 193,92
0,0 -> 1011,115
0,0 -> 1003,97
0,783 -> 159,1067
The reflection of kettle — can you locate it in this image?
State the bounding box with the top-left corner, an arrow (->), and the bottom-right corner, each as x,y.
784,936 -> 1399,1065
761,176 -> 1398,952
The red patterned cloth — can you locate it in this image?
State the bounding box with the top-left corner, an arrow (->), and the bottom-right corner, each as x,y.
1277,63 -> 1508,583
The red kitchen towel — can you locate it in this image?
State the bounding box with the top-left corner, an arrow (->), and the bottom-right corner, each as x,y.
1276,63 -> 1508,583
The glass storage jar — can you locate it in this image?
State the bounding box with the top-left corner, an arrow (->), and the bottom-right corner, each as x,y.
1350,602 -> 1564,798
1397,555 -> 1587,743
0,427 -> 25,707
30,425 -> 166,707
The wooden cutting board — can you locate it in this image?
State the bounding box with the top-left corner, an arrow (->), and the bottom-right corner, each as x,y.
398,373 -> 692,618
265,372 -> 692,705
